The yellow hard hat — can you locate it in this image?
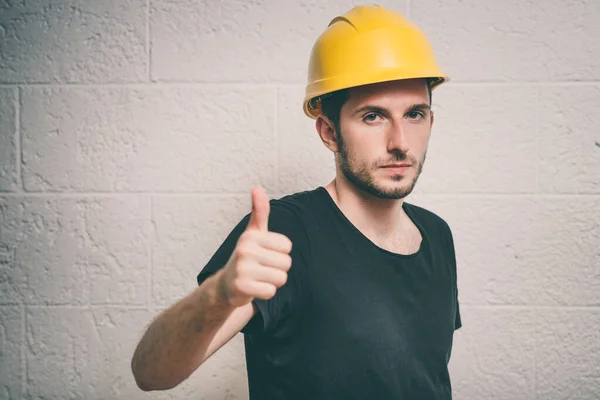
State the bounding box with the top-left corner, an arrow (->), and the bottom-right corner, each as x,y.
303,5 -> 448,119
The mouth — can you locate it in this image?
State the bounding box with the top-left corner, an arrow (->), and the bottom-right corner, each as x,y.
381,164 -> 412,174
382,164 -> 412,168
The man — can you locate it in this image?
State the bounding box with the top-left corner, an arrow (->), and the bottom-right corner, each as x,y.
131,5 -> 462,399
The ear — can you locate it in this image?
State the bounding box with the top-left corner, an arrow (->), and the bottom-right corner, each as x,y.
430,110 -> 435,128
315,115 -> 340,153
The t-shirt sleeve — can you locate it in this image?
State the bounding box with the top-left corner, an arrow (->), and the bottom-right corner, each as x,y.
445,223 -> 462,331
454,294 -> 462,330
196,201 -> 309,336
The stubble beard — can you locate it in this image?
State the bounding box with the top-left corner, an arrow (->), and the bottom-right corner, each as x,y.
337,132 -> 426,200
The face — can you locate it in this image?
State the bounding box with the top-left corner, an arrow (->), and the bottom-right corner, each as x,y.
332,79 -> 433,200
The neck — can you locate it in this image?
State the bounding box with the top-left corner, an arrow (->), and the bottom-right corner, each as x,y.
324,175 -> 408,240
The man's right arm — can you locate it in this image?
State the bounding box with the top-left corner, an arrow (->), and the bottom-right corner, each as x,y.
131,268 -> 256,391
131,186 -> 292,391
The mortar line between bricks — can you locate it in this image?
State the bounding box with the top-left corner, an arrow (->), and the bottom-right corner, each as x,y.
274,87 -> 279,193
0,83 -> 295,90
1,192 -> 252,197
0,81 -> 599,89
535,84 -> 540,193
15,87 -> 23,191
146,0 -> 152,82
460,305 -> 600,310
0,82 -> 300,89
20,304 -> 26,397
533,307 -> 537,398
23,304 -> 150,309
149,195 -> 154,309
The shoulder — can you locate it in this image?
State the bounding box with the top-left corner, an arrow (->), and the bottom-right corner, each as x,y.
404,202 -> 457,262
270,188 -> 321,213
261,188 -> 320,239
267,188 -> 320,224
403,201 -> 454,243
404,202 -> 450,230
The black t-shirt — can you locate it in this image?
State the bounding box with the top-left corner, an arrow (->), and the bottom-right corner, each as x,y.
197,186 -> 462,399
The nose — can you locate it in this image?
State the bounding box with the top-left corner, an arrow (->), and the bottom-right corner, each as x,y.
386,121 -> 409,153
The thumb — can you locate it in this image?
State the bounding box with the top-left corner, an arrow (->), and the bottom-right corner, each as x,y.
247,186 -> 270,231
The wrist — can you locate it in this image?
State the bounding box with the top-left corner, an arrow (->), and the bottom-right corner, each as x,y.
208,269 -> 232,309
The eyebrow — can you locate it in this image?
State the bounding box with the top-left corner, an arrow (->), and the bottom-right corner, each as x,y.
352,103 -> 431,116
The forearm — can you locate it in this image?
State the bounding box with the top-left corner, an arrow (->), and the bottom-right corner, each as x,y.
131,269 -> 234,391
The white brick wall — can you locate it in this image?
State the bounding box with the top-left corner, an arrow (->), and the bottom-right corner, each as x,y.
1,1 -> 599,399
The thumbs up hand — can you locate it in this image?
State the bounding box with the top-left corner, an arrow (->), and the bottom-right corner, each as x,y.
218,186 -> 293,308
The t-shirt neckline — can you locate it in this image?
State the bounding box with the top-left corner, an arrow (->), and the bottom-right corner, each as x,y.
316,186 -> 429,259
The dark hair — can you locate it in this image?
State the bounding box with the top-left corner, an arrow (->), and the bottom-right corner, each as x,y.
320,89 -> 349,139
319,79 -> 433,138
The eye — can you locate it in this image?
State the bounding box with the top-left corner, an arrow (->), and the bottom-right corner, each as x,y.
406,111 -> 425,121
363,112 -> 382,123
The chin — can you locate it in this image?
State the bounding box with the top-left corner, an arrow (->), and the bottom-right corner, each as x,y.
376,173 -> 420,197
365,179 -> 417,200
341,164 -> 419,200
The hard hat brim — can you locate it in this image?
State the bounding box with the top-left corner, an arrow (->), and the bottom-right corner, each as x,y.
303,73 -> 449,119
